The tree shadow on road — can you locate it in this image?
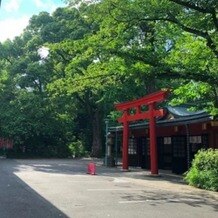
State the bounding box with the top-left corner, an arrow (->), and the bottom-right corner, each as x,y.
0,159 -> 69,218
120,189 -> 218,212
3,158 -> 218,214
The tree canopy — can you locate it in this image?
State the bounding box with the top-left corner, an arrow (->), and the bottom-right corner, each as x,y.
0,0 -> 217,157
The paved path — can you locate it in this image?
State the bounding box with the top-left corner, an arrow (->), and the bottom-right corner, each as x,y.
0,158 -> 217,218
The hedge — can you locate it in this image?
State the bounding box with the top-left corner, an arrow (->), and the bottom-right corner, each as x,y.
184,149 -> 218,191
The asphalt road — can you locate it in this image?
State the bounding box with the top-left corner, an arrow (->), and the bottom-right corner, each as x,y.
0,158 -> 217,218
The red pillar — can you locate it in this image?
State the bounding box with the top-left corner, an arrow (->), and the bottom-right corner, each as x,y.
149,103 -> 158,175
122,112 -> 129,170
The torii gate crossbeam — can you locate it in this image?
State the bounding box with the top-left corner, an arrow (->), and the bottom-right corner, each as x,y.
115,90 -> 168,175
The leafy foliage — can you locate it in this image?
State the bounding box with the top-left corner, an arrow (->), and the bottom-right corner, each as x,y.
184,149 -> 218,191
68,139 -> 87,157
0,0 -> 217,157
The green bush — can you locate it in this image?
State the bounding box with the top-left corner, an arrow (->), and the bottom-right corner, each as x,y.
68,140 -> 87,158
184,149 -> 218,191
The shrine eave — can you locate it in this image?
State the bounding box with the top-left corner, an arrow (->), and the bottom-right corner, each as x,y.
109,106 -> 213,132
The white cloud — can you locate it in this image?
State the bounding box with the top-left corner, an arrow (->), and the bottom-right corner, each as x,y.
0,0 -> 66,42
38,46 -> 49,59
4,0 -> 22,12
33,0 -> 45,8
33,0 -> 62,13
0,16 -> 29,42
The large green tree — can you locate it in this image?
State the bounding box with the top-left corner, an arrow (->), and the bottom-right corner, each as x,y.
0,0 -> 217,158
65,0 -> 218,115
0,11 -> 78,156
47,2 -> 155,156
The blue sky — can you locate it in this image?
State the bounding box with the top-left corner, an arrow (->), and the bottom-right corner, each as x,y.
0,0 -> 67,42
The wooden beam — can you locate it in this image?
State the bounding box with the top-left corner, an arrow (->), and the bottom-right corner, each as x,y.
211,121 -> 218,126
115,90 -> 168,111
118,109 -> 164,123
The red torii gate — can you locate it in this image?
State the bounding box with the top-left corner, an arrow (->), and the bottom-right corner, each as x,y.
115,90 -> 168,175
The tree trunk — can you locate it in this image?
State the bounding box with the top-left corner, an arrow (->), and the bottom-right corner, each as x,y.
91,109 -> 102,157
146,77 -> 156,94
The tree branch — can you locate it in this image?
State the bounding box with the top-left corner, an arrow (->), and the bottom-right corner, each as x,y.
55,50 -> 71,63
109,47 -> 218,85
211,8 -> 218,30
157,67 -> 218,85
169,0 -> 218,31
138,15 -> 218,58
169,0 -> 213,14
166,13 -> 218,58
3,57 -> 13,65
212,85 -> 218,108
108,1 -> 218,57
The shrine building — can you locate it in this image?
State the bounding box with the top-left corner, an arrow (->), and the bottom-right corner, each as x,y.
108,90 -> 218,174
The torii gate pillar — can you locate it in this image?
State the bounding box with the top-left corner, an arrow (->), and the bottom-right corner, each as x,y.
122,111 -> 129,170
115,90 -> 168,175
149,102 -> 158,174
